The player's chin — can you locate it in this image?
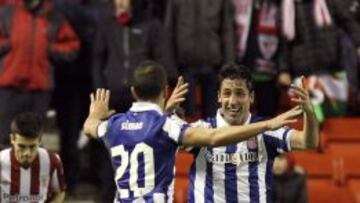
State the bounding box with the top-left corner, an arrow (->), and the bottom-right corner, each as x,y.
20,161 -> 31,167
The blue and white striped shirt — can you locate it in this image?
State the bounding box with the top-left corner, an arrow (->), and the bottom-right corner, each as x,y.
187,111 -> 293,203
97,102 -> 189,203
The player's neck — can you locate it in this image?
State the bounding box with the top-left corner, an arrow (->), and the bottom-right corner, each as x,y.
137,97 -> 165,110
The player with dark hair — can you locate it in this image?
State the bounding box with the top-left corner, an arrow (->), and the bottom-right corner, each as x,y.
0,112 -> 66,203
186,64 -> 318,203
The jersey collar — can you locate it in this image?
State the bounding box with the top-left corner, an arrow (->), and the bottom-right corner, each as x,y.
129,102 -> 163,114
216,110 -> 252,127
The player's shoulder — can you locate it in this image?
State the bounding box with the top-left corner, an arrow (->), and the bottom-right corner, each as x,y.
190,117 -> 215,128
0,147 -> 11,155
39,148 -> 62,164
0,148 -> 11,163
108,113 -> 127,123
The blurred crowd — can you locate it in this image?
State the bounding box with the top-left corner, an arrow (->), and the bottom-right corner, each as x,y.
0,0 -> 359,202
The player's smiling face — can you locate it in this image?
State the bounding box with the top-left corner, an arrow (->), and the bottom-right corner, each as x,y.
218,78 -> 254,125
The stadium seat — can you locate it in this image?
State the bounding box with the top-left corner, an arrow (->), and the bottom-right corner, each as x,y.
342,156 -> 360,180
175,151 -> 193,176
328,143 -> 360,158
322,118 -> 360,142
349,179 -> 360,203
307,179 -> 355,203
292,152 -> 341,181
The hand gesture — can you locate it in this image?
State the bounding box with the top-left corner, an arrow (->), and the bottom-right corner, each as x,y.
89,88 -> 116,120
165,76 -> 189,113
290,76 -> 314,113
266,106 -> 303,130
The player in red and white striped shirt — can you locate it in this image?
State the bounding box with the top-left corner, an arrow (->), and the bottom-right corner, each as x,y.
0,112 -> 66,203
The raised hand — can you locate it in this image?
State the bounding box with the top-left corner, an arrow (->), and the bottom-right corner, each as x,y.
266,106 -> 303,130
290,76 -> 314,113
89,88 -> 115,120
165,76 -> 189,112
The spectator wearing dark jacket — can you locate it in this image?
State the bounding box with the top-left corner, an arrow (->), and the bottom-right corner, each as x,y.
93,0 -> 177,113
272,154 -> 308,203
52,0 -> 103,196
280,0 -> 360,77
166,0 -> 236,118
280,0 -> 360,118
234,0 -> 287,117
0,0 -> 80,148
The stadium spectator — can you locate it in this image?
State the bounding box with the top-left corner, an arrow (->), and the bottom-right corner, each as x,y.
82,60 -> 302,202
92,0 -> 177,114
0,0 -> 80,148
165,0 -> 236,118
280,0 -> 360,119
0,112 -> 66,203
51,0 -> 102,197
234,0 -> 289,117
185,64 -> 318,202
272,154 -> 308,203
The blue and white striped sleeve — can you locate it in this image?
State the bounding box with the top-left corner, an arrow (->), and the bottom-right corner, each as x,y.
182,120 -> 212,152
162,114 -> 190,145
97,120 -> 109,138
263,127 -> 293,154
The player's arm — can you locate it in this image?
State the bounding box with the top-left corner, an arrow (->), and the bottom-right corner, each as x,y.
182,106 -> 302,147
83,89 -> 115,139
49,154 -> 66,203
289,78 -> 319,150
49,191 -> 65,203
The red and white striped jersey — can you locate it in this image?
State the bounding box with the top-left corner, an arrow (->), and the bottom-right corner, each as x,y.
0,147 -> 66,203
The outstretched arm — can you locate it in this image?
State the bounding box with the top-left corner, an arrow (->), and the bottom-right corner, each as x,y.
182,106 -> 303,147
289,78 -> 319,150
83,89 -> 115,139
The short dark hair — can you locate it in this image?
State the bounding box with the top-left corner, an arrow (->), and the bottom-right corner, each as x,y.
218,64 -> 254,92
133,60 -> 168,100
11,112 -> 43,138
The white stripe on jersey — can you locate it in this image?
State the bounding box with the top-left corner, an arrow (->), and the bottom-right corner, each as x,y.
257,137 -> 268,203
52,169 -> 60,193
235,144 -> 250,202
264,128 -> 293,152
0,149 -> 11,202
212,147 -> 226,203
167,176 -> 175,203
19,167 -> 31,195
38,148 -> 51,196
193,150 -> 207,203
162,115 -> 186,143
97,121 -> 109,138
153,193 -> 165,203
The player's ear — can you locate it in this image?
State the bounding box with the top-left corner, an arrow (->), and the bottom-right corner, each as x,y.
217,90 -> 221,103
250,90 -> 255,104
10,133 -> 16,144
164,85 -> 170,99
131,86 -> 140,100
